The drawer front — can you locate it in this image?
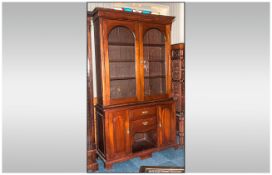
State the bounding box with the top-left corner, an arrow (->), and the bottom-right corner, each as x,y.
131,117 -> 157,133
130,106 -> 157,121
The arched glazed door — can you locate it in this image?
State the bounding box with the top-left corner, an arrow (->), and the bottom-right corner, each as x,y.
141,24 -> 171,100
103,20 -> 140,105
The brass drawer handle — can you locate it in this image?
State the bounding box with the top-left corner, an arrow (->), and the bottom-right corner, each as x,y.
142,121 -> 149,125
142,110 -> 149,114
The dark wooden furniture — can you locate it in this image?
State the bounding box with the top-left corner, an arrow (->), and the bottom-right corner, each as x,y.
171,43 -> 185,147
87,16 -> 99,172
88,8 -> 177,169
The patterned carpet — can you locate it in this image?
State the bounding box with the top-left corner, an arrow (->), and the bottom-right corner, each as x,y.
94,147 -> 184,173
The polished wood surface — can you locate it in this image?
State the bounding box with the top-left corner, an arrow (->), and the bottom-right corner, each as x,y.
107,110 -> 130,160
90,7 -> 174,24
89,8 -> 177,170
92,8 -> 174,107
158,103 -> 176,147
96,100 -> 177,169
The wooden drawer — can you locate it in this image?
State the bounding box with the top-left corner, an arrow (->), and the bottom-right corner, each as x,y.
131,117 -> 157,133
130,106 -> 157,121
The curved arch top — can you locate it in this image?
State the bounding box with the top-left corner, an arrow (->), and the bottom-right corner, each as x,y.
108,26 -> 135,44
143,28 -> 166,44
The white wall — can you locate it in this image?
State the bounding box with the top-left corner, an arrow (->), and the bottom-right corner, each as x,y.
88,3 -> 184,97
169,3 -> 185,43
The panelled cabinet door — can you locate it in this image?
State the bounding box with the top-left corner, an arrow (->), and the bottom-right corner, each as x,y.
158,104 -> 176,147
140,23 -> 172,100
102,19 -> 140,105
107,110 -> 130,160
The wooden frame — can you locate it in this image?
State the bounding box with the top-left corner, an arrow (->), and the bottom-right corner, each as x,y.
102,19 -> 140,105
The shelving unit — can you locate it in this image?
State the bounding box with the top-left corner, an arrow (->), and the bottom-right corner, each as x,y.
89,8 -> 177,170
171,43 -> 185,147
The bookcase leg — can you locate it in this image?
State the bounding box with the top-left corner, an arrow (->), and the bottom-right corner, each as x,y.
88,149 -> 99,172
105,162 -> 113,170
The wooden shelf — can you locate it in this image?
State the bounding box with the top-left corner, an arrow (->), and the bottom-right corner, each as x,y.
144,43 -> 165,47
109,42 -> 134,46
109,59 -> 135,62
110,76 -> 136,80
108,42 -> 164,47
146,59 -> 165,62
145,75 -> 166,79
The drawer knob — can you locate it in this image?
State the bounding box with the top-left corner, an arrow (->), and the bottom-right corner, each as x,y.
142,121 -> 149,125
142,111 -> 149,114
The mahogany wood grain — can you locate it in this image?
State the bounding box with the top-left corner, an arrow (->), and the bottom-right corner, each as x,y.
95,100 -> 176,168
106,110 -> 130,160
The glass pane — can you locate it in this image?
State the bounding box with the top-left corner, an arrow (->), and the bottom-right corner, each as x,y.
143,29 -> 166,96
108,26 -> 136,99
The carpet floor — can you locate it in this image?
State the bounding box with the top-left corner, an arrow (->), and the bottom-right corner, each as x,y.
94,147 -> 184,173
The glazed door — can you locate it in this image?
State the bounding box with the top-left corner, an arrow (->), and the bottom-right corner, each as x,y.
158,103 -> 176,147
107,110 -> 130,160
140,23 -> 172,100
103,19 -> 140,105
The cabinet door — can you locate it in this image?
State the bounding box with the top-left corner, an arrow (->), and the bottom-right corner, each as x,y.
102,19 -> 140,105
140,23 -> 172,100
107,110 -> 130,160
158,103 -> 176,147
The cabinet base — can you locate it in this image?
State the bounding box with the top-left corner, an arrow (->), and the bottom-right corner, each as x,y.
87,149 -> 99,172
140,153 -> 152,160
104,162 -> 113,170
97,143 -> 178,170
